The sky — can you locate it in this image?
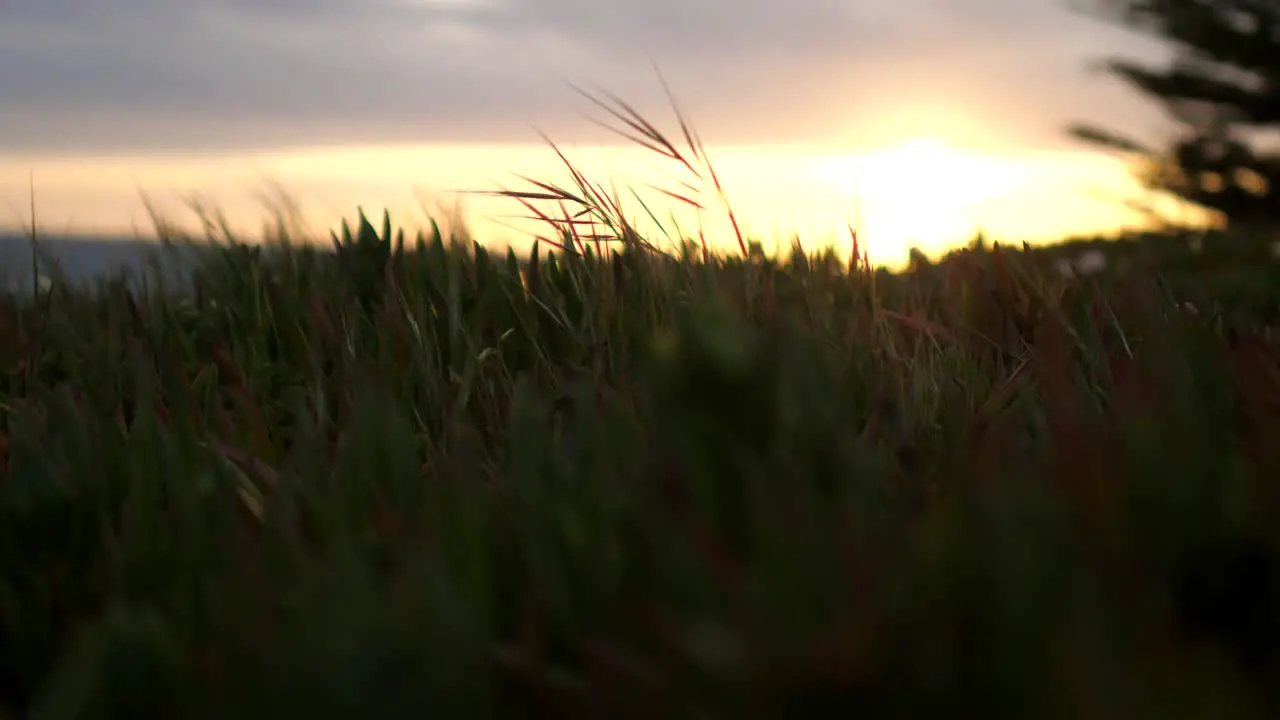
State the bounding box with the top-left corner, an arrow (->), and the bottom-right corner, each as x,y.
0,0 -> 1198,266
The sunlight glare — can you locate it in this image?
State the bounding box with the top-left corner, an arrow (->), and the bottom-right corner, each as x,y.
849,136 -> 1028,257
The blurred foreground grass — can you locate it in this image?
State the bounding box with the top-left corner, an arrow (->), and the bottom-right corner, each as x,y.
3,90 -> 1280,718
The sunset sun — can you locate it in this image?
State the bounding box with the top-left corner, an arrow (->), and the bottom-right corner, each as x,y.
849,136 -> 1028,256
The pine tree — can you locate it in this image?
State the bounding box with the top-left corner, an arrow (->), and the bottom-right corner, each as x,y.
1067,0 -> 1280,224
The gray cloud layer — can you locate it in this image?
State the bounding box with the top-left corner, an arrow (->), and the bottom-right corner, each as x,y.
0,0 -> 1170,154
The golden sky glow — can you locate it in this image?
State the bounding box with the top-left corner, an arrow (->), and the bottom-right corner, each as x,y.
0,138 -> 1174,268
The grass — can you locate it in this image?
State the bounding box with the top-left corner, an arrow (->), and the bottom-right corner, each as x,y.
2,88 -> 1280,718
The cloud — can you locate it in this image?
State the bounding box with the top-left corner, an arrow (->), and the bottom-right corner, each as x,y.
0,0 -> 1170,154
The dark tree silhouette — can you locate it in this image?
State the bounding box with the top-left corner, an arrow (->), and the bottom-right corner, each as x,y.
1067,0 -> 1280,225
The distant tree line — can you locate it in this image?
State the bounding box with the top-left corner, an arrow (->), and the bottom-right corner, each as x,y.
1068,0 -> 1280,226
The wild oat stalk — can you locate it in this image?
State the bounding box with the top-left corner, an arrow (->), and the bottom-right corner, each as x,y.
472,71 -> 748,260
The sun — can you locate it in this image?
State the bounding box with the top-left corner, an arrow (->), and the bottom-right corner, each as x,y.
846,136 -> 1025,259
868,137 -> 966,201
893,137 -> 949,164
